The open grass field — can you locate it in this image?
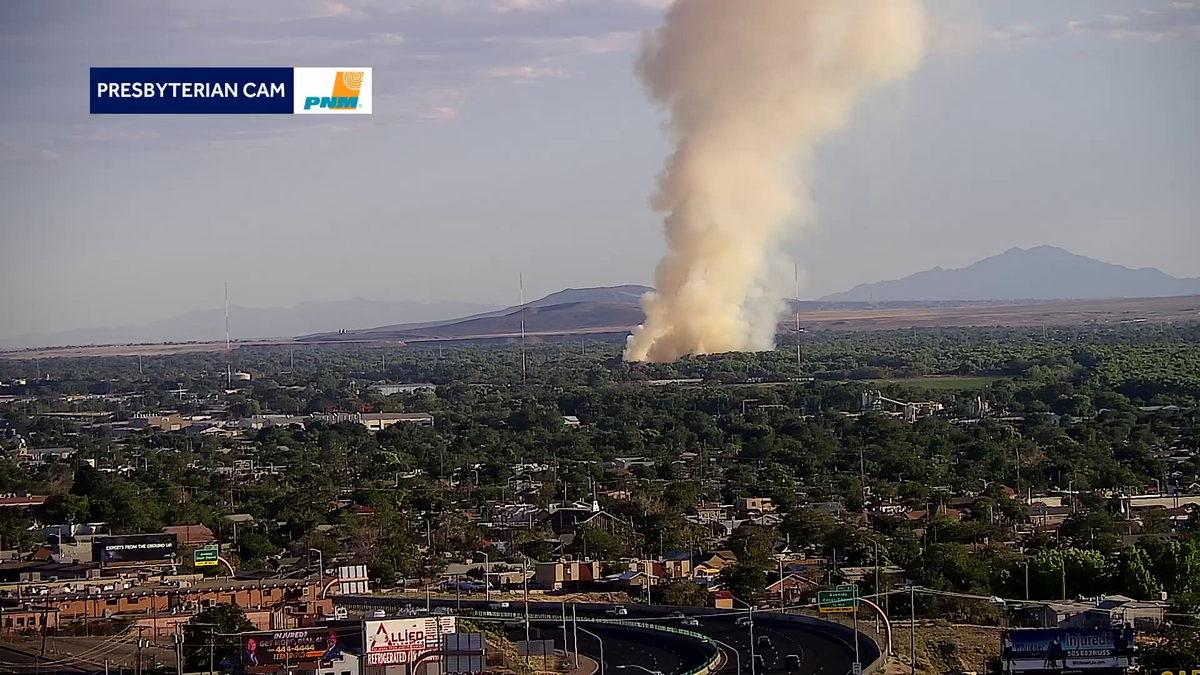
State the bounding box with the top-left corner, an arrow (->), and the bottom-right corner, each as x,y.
866,376 -> 1008,390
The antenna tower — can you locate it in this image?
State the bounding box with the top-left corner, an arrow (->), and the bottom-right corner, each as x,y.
225,282 -> 232,389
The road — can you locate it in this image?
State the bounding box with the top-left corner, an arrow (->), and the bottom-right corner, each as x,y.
509,619 -> 715,675
338,596 -> 860,675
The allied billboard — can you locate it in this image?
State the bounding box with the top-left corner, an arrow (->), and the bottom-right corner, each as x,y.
95,533 -> 178,564
242,627 -> 355,668
1002,628 -> 1135,673
364,616 -> 457,667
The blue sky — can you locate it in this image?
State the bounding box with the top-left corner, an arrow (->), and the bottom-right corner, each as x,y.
1,0 -> 1198,337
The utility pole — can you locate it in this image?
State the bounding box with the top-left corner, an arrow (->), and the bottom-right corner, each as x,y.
225,282 -> 232,390
137,626 -> 145,675
909,585 -> 916,675
1025,562 -> 1030,601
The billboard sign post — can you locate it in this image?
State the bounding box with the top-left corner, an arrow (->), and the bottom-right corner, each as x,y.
95,534 -> 178,565
1001,628 -> 1135,673
364,616 -> 457,667
242,627 -> 354,668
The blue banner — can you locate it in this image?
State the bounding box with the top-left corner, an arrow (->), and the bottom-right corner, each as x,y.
90,67 -> 294,114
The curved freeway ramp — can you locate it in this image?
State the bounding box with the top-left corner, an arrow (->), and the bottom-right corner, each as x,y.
339,596 -> 872,675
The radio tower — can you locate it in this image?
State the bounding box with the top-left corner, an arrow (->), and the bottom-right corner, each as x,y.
519,273 -> 527,386
225,282 -> 232,389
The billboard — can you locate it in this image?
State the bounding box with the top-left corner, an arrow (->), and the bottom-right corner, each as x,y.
365,616 -> 457,667
95,533 -> 178,564
242,627 -> 355,668
1002,628 -> 1135,673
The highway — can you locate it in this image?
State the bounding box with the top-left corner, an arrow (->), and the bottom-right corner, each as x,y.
510,619 -> 716,675
338,596 -> 862,675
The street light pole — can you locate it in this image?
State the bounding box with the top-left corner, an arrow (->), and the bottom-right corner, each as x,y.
578,625 -> 605,675
731,596 -> 757,675
572,604 -> 580,668
709,636 -> 742,675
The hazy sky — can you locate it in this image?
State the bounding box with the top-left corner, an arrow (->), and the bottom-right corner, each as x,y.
2,0 -> 1198,338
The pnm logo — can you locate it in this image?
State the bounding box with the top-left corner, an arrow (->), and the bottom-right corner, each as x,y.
304,71 -> 363,111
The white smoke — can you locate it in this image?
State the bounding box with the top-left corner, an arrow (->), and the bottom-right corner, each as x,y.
624,0 -> 926,363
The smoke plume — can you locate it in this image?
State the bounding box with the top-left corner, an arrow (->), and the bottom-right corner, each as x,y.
624,0 -> 926,363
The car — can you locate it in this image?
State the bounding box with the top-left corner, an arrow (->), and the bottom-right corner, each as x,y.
682,618 -> 700,627
785,655 -> 801,671
669,611 -> 686,619
433,606 -> 454,615
757,636 -> 773,650
489,601 -> 510,610
606,605 -> 628,616
736,617 -> 753,628
753,655 -> 766,671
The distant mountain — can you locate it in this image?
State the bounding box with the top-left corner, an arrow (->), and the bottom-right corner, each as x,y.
0,298 -> 500,349
300,286 -> 652,342
820,247 -> 1200,302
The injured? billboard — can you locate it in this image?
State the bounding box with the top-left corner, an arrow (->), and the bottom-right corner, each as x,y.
1002,628 -> 1135,673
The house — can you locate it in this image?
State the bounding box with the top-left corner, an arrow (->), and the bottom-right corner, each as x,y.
535,559 -> 603,591
1027,595 -> 1168,630
687,503 -> 730,523
309,411 -> 435,430
766,574 -> 814,605
693,550 -> 738,581
129,413 -> 190,432
838,565 -> 907,585
562,416 -> 581,427
0,494 -> 47,510
369,383 -> 435,396
735,498 -> 775,515
607,457 -> 657,472
628,558 -> 693,583
19,447 -> 76,466
162,525 -> 216,546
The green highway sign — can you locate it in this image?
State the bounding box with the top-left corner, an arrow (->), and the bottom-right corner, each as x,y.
818,586 -> 858,614
194,544 -> 220,567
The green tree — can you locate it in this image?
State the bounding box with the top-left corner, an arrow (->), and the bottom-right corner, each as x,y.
184,603 -> 255,670
1111,546 -> 1160,600
660,581 -> 710,607
721,562 -> 766,605
43,494 -> 90,524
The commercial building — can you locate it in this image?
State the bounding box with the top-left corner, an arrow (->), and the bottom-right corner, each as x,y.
368,383 -> 435,396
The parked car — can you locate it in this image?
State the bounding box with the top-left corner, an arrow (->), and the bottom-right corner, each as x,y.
753,655 -> 766,671
785,655 -> 801,671
606,605 -> 628,616
757,636 -> 773,650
